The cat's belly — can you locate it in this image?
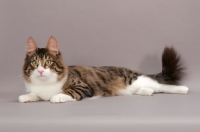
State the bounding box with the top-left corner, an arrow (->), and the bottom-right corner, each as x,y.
25,83 -> 63,101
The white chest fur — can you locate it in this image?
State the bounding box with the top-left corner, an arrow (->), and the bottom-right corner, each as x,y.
25,76 -> 67,101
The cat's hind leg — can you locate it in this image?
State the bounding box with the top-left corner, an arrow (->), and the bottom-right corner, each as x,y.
135,87 -> 154,96
155,85 -> 189,94
130,75 -> 189,95
19,93 -> 40,103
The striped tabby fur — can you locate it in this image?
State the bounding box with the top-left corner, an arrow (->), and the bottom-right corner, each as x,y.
19,37 -> 189,103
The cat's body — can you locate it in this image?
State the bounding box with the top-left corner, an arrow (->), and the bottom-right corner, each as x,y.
19,37 -> 189,103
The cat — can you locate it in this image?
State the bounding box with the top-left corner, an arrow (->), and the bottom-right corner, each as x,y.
19,36 -> 189,103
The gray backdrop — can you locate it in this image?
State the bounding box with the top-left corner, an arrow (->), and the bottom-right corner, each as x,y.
0,0 -> 200,132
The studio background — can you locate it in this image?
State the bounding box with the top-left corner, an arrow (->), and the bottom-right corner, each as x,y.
0,1 -> 200,132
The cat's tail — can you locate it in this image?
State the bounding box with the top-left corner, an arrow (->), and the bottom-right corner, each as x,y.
148,47 -> 185,85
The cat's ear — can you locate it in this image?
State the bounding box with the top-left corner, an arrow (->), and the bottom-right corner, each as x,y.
26,37 -> 38,56
46,36 -> 59,55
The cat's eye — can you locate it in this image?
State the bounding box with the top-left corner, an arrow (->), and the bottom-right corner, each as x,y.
31,60 -> 38,67
45,60 -> 52,66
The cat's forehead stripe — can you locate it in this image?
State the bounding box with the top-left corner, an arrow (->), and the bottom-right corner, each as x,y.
37,48 -> 47,58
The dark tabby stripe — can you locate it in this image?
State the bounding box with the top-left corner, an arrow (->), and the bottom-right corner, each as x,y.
73,69 -> 82,78
52,61 -> 64,69
73,89 -> 84,100
65,90 -> 74,98
96,72 -> 107,83
76,88 -> 91,97
124,77 -> 127,85
129,77 -> 132,85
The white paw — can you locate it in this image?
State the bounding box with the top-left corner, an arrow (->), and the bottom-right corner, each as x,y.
177,86 -> 189,94
137,87 -> 154,96
50,94 -> 76,103
19,93 -> 40,103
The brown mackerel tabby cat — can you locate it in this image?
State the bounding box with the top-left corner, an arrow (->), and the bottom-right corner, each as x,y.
19,36 -> 189,103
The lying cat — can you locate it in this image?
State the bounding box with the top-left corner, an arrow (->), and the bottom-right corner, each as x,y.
19,36 -> 189,103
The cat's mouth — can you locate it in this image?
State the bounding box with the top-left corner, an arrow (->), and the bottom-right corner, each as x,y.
37,75 -> 47,78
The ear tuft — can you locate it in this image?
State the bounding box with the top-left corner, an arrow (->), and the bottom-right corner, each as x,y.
46,36 -> 59,55
26,37 -> 38,55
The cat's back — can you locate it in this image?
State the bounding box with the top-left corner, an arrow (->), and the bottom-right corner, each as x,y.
68,65 -> 138,76
68,65 -> 122,77
68,65 -> 139,84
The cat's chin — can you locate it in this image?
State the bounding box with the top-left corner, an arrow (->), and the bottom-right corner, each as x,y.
37,76 -> 48,80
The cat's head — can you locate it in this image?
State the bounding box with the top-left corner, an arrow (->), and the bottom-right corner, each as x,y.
23,36 -> 67,83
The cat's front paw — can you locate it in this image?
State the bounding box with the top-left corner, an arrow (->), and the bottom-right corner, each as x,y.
50,93 -> 76,103
19,93 -> 40,103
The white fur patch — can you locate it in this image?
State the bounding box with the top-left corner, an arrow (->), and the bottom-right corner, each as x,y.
135,87 -> 154,96
176,86 -> 189,94
50,93 -> 76,103
18,93 -> 40,103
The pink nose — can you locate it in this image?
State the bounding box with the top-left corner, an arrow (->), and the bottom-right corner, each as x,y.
38,70 -> 44,75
